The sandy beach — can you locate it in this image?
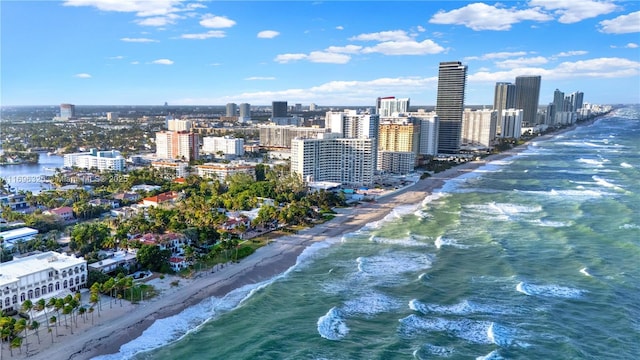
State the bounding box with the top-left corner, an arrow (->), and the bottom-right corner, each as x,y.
5,135 -> 559,360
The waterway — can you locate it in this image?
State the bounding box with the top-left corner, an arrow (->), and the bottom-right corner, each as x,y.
0,152 -> 64,194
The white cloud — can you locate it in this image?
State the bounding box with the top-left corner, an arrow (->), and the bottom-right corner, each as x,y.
73,73 -> 92,78
209,63 -> 221,66
530,0 -> 618,24
181,30 -> 226,39
245,76 -> 276,81
121,37 -> 158,43
200,14 -> 236,28
336,25 -> 344,30
135,14 -> 180,27
274,53 -> 308,63
178,76 -> 438,105
554,50 -> 588,57
349,30 -> 412,42
465,51 -> 529,61
257,30 -> 280,39
599,11 -> 640,34
131,61 -> 140,65
64,0 -> 187,27
307,51 -> 351,64
626,43 -> 639,49
325,45 -> 362,54
495,56 -> 549,68
151,59 -> 174,65
108,55 -> 124,60
416,25 -> 426,32
361,39 -> 445,55
469,57 -> 640,82
429,3 -> 552,31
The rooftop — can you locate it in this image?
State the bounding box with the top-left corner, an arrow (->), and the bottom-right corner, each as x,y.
0,251 -> 86,287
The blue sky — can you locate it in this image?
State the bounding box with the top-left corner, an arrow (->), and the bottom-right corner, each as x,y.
1,0 -> 639,106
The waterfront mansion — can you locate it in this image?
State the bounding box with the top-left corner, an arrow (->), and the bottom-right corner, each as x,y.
0,251 -> 87,312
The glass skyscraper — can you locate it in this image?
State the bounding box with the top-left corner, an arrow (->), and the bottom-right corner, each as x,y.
515,75 -> 541,126
436,61 -> 467,154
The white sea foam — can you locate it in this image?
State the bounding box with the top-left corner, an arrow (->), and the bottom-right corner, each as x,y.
577,158 -> 605,167
592,175 -> 626,192
415,344 -> 455,358
464,202 -> 541,222
370,235 -> 430,248
409,299 -> 510,316
619,223 -> 640,230
434,236 -> 469,249
356,251 -> 434,277
398,315 -> 513,346
528,219 -> 570,227
92,278 -> 283,360
516,281 -> 585,298
476,350 -> 504,360
620,162 -> 633,168
580,267 -> 592,277
317,307 -> 349,340
342,292 -> 403,316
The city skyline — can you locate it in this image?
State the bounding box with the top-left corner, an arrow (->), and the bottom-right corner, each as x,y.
2,1 -> 639,106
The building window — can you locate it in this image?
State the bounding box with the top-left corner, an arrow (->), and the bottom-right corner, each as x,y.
49,284 -> 54,293
76,276 -> 80,285
35,288 -> 40,297
28,290 -> 33,299
69,278 -> 74,287
55,282 -> 60,291
63,280 -> 68,289
42,286 -> 47,295
4,298 -> 9,307
20,293 -> 25,302
12,295 -> 17,304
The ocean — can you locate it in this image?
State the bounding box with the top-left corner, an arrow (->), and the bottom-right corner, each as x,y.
97,105 -> 640,360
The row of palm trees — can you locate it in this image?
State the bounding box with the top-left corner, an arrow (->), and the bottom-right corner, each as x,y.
0,293 -> 91,357
0,275 -> 138,358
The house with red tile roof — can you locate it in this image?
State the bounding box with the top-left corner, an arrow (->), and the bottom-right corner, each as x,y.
44,206 -> 75,221
141,191 -> 180,207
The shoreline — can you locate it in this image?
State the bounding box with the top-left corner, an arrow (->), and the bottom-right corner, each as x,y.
13,120 -> 594,360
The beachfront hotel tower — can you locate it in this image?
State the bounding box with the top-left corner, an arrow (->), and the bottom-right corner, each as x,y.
435,61 -> 467,154
515,75 -> 542,126
494,82 -> 516,135
59,103 -> 76,120
377,97 -> 410,117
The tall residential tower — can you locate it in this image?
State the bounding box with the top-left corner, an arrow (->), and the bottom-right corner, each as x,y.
515,75 -> 541,126
436,61 -> 467,154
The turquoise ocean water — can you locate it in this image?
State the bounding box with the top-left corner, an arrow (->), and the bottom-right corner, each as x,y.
97,106 -> 640,360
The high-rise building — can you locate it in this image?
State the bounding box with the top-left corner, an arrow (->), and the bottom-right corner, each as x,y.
106,112 -> 119,121
259,125 -> 329,148
156,131 -> 199,161
377,120 -> 419,174
309,103 -> 317,111
272,101 -> 288,118
500,109 -> 523,139
514,75 -> 541,126
377,97 -> 410,117
291,134 -> 374,186
494,82 -> 515,134
569,91 -> 584,111
226,103 -> 238,117
64,148 -> 126,171
325,110 -> 379,140
436,61 -> 467,154
202,136 -> 245,156
60,103 -> 76,120
461,109 -> 497,150
167,119 -> 192,131
239,103 -> 251,122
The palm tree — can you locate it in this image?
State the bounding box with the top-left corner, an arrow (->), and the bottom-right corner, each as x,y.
21,299 -> 34,322
49,316 -> 58,337
54,298 -> 64,326
30,320 -> 40,344
14,318 -> 27,354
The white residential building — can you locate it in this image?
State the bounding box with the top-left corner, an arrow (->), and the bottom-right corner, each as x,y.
405,110 -> 439,156
500,109 -> 524,139
196,161 -> 256,182
377,96 -> 410,117
291,133 -> 375,186
167,119 -> 192,131
259,125 -> 329,148
0,227 -> 38,249
202,136 -> 245,156
0,251 -> 87,311
64,148 -> 126,171
151,160 -> 189,178
462,109 -> 497,150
